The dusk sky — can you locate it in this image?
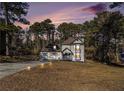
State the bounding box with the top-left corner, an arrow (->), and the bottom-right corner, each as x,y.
16,2 -> 124,29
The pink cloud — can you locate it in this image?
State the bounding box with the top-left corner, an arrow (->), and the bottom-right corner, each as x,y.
30,6 -> 94,25
30,7 -> 80,24
16,5 -> 96,29
15,22 -> 29,29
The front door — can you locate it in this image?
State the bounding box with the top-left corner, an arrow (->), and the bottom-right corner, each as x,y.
62,48 -> 73,61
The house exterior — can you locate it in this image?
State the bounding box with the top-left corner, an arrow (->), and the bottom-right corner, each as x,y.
40,34 -> 84,62
61,36 -> 84,62
40,47 -> 62,61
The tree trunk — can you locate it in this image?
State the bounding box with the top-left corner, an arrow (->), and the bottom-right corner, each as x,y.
5,31 -> 9,55
47,31 -> 49,45
115,34 -> 119,63
3,3 -> 9,56
52,30 -> 54,44
48,31 -> 51,44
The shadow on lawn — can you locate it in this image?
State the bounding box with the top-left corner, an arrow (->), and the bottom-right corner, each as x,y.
108,63 -> 124,68
92,59 -> 124,68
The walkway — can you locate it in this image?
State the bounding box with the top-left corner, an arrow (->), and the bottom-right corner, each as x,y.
0,61 -> 41,79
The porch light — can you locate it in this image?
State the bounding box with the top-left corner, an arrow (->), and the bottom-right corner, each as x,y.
53,45 -> 56,50
40,63 -> 44,68
27,66 -> 31,70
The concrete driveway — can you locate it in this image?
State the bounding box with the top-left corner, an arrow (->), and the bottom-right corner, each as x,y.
0,61 -> 41,79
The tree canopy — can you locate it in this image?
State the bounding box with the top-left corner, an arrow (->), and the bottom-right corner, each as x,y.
0,2 -> 30,24
57,22 -> 83,41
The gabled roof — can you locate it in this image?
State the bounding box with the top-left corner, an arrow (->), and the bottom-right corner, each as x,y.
62,48 -> 73,54
62,37 -> 75,45
62,37 -> 83,45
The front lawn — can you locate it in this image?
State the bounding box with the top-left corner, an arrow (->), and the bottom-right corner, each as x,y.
0,60 -> 124,91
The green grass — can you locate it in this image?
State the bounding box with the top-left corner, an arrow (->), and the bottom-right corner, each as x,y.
0,60 -> 124,90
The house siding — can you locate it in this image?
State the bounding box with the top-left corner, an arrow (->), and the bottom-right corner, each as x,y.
61,44 -> 84,62
80,45 -> 84,62
62,45 -> 71,51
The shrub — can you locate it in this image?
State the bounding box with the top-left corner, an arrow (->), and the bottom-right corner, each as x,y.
85,47 -> 96,59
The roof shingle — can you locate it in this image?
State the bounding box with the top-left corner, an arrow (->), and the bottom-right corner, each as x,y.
62,37 -> 76,45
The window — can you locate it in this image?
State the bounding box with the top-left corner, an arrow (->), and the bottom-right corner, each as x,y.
75,44 -> 81,60
76,45 -> 80,50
